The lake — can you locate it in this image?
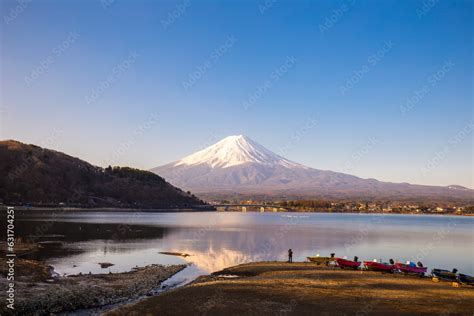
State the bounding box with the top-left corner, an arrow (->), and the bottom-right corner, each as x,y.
14,211 -> 474,284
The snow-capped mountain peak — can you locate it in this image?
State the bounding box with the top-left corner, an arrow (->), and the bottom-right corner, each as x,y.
174,135 -> 304,169
151,135 -> 474,202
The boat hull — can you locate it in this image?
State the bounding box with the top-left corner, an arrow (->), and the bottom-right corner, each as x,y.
364,261 -> 395,272
336,258 -> 361,269
395,263 -> 427,275
458,274 -> 474,285
431,269 -> 457,282
307,257 -> 333,265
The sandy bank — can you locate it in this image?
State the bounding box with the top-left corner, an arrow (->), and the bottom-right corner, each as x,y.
107,261 -> 474,316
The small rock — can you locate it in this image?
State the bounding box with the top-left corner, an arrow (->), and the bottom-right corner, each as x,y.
98,262 -> 114,268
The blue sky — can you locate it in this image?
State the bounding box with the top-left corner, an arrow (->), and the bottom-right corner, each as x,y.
1,0 -> 472,188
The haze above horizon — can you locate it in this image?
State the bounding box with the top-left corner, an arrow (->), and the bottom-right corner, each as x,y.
1,0 -> 472,188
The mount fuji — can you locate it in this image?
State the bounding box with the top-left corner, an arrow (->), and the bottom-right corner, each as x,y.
151,135 -> 473,201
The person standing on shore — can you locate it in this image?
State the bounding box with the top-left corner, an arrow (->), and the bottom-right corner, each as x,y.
288,249 -> 293,263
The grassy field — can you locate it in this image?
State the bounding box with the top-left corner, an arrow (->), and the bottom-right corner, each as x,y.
107,261 -> 474,316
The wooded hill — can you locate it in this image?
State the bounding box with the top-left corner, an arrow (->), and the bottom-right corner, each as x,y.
0,140 -> 208,209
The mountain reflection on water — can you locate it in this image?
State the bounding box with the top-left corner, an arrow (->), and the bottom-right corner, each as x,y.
13,211 -> 474,276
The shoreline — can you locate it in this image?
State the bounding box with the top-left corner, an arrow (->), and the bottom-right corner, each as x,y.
4,257 -> 474,315
107,261 -> 474,315
1,206 -> 215,212
4,205 -> 472,216
218,209 -> 474,216
0,258 -> 186,315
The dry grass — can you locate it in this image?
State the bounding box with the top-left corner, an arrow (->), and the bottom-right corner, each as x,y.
107,262 -> 474,316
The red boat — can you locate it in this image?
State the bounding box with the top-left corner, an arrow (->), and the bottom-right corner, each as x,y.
395,262 -> 427,275
364,261 -> 395,272
336,257 -> 361,269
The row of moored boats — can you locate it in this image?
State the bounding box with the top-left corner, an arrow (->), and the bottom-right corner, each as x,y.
306,254 -> 474,286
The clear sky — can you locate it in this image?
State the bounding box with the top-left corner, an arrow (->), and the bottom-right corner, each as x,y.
1,0 -> 472,188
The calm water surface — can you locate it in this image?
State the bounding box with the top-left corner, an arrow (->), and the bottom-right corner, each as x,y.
15,212 -> 474,281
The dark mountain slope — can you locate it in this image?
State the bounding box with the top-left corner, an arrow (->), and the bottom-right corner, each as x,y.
0,140 -> 207,209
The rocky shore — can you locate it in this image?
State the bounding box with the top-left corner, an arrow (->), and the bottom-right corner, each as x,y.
107,261 -> 474,316
0,258 -> 185,315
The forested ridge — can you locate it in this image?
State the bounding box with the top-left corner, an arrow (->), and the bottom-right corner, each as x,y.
0,140 -> 207,209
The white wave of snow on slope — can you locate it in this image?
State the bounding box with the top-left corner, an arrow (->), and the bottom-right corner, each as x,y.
174,135 -> 307,169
